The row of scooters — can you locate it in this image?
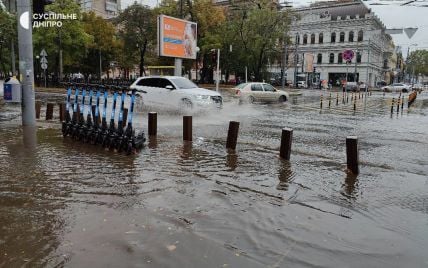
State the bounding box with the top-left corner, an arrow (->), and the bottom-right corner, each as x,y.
61,82 -> 146,154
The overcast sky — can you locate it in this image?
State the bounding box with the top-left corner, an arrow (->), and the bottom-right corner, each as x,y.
122,0 -> 428,56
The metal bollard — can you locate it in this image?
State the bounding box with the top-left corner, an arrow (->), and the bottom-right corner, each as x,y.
396,95 -> 400,113
401,96 -> 404,111
336,92 -> 339,105
183,116 -> 192,141
280,128 -> 293,160
391,98 -> 394,114
59,103 -> 66,122
328,93 -> 331,108
346,136 -> 359,175
35,101 -> 41,119
320,94 -> 323,109
226,121 -> 240,150
148,112 -> 157,136
46,103 -> 54,120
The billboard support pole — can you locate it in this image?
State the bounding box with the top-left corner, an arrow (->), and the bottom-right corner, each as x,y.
174,58 -> 182,76
216,49 -> 220,92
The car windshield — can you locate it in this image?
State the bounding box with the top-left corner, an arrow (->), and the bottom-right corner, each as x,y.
169,77 -> 198,89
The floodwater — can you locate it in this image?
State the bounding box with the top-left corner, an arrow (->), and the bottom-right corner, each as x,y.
1,89 -> 428,267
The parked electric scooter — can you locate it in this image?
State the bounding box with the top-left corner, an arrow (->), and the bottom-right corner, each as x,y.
62,82 -> 72,137
114,87 -> 127,152
77,84 -> 87,141
105,86 -> 119,149
70,84 -> 81,139
83,85 -> 94,143
98,86 -> 109,145
122,88 -> 146,154
89,85 -> 102,145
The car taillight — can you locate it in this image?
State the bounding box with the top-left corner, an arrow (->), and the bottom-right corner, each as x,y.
235,89 -> 241,95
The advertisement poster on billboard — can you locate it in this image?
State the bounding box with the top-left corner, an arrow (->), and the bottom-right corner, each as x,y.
158,15 -> 197,60
304,53 -> 314,73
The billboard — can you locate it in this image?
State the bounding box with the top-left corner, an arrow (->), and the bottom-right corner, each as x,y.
304,53 -> 314,73
158,15 -> 197,60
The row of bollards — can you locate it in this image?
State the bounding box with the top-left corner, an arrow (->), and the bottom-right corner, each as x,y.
162,116 -> 359,175
321,91 -> 370,112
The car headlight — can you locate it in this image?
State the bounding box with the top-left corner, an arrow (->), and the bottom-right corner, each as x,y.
194,95 -> 209,100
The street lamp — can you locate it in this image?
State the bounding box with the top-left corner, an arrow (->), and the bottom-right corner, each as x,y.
211,48 -> 220,92
406,44 -> 417,84
195,46 -> 200,83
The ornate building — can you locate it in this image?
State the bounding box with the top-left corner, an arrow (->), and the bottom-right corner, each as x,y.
78,0 -> 120,18
284,0 -> 394,87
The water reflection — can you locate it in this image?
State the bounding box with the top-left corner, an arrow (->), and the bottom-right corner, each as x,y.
341,173 -> 359,199
276,160 -> 293,191
23,125 -> 37,149
226,151 -> 238,170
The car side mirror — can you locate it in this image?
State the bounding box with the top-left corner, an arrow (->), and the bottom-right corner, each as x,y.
166,85 -> 174,90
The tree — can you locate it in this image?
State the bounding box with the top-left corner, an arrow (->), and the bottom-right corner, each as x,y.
115,4 -> 156,77
408,49 -> 428,78
81,11 -> 120,79
0,7 -> 16,76
222,0 -> 292,81
33,0 -> 91,79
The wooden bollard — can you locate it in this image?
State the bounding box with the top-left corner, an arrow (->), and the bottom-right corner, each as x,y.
148,112 -> 157,136
280,128 -> 293,160
226,121 -> 240,150
391,98 -> 395,114
336,92 -> 339,105
353,99 -> 356,111
328,93 -> 331,108
122,108 -> 128,127
346,94 -> 349,103
46,103 -> 54,120
346,136 -> 359,175
183,116 -> 192,141
320,95 -> 323,109
59,103 -> 66,122
401,96 -> 404,110
35,101 -> 41,119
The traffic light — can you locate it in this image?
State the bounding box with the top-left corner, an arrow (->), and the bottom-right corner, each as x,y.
33,0 -> 54,20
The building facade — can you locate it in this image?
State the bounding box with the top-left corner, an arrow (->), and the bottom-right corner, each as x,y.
78,0 -> 120,18
285,0 -> 394,88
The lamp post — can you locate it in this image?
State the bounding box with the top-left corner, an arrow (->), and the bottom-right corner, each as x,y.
406,44 -> 417,84
35,55 -> 40,86
195,46 -> 200,83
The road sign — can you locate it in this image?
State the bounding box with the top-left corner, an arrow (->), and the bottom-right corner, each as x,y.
40,49 -> 47,57
343,49 -> 354,62
40,57 -> 47,64
41,63 -> 47,70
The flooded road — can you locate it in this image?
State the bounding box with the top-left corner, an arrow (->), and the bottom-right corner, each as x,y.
1,90 -> 428,267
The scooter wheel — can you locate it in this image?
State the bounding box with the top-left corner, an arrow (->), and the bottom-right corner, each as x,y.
126,142 -> 133,155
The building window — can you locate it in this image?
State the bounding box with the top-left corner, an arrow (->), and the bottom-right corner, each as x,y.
303,34 -> 308,44
339,32 -> 345,43
329,53 -> 334,63
331,32 -> 336,43
349,31 -> 354,42
317,53 -> 322,64
295,35 -> 300,44
338,53 -> 343,63
311,34 -> 315,44
319,33 -> 323,44
358,30 -> 363,42
357,52 -> 361,63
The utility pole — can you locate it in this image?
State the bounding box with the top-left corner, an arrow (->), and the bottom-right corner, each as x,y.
365,38 -> 370,87
281,37 -> 288,91
215,49 -> 220,92
17,0 -> 36,126
293,33 -> 299,88
174,0 -> 183,76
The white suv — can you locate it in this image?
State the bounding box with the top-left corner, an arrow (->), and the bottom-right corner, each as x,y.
130,76 -> 223,109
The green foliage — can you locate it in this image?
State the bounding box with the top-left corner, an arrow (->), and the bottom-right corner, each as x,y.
81,11 -> 120,77
0,8 -> 16,74
33,0 -> 91,74
222,1 -> 293,81
408,49 -> 428,76
115,4 -> 157,76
